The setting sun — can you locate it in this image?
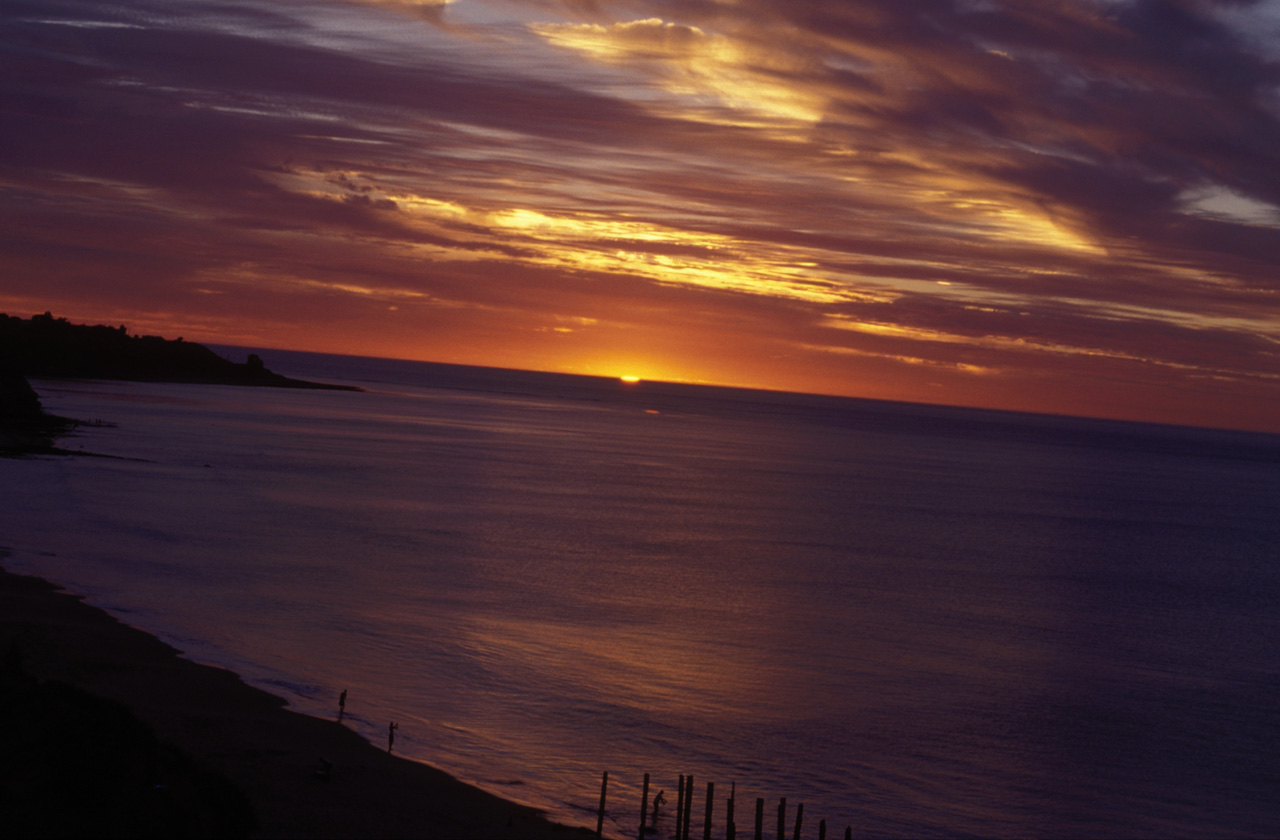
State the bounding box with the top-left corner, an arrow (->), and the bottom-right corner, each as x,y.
619,375 -> 641,383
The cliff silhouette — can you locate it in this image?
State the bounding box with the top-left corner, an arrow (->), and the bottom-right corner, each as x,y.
1,312 -> 357,454
0,312 -> 357,390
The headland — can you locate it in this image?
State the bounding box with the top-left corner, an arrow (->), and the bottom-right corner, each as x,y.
0,312 -> 358,391
1,312 -> 358,455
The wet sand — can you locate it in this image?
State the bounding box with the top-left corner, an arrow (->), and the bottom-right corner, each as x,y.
0,565 -> 594,839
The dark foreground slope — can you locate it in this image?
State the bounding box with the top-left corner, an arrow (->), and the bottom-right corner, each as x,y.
0,312 -> 356,390
0,656 -> 256,838
0,565 -> 590,839
0,365 -> 77,455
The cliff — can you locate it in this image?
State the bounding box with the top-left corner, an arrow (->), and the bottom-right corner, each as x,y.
0,313 -> 357,390
1,312 -> 359,454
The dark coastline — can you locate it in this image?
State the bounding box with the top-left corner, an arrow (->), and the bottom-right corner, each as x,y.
0,312 -> 359,392
0,564 -> 592,839
1,311 -> 360,457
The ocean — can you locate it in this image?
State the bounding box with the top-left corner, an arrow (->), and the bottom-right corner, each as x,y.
5,349 -> 1280,838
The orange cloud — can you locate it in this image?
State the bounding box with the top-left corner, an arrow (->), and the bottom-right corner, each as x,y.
4,0 -> 1280,431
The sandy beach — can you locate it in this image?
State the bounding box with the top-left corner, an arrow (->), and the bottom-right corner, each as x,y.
0,564 -> 594,839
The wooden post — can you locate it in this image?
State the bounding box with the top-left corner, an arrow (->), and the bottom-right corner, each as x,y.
844,827 -> 852,840
777,798 -> 786,840
792,803 -> 803,840
727,783 -> 736,840
683,774 -> 694,840
596,772 -> 609,838
703,782 -> 714,840
676,776 -> 685,840
818,818 -> 826,840
754,798 -> 764,840
637,772 -> 649,840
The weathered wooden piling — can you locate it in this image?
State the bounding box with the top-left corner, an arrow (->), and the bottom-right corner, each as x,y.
792,803 -> 803,840
596,771 -> 608,838
683,774 -> 695,840
637,773 -> 650,840
755,798 -> 764,840
844,826 -> 852,840
703,782 -> 714,840
777,798 -> 786,840
818,817 -> 826,840
677,776 -> 685,840
726,783 -> 736,840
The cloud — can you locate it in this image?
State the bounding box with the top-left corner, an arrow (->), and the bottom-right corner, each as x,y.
2,0 -> 1280,430
348,0 -> 457,23
530,17 -> 827,123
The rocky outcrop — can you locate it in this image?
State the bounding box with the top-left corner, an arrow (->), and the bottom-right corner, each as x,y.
0,365 -> 73,455
0,366 -> 44,423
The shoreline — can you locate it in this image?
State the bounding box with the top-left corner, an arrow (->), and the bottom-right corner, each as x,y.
0,564 -> 593,839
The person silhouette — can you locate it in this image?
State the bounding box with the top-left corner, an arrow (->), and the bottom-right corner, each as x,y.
338,689 -> 347,721
651,789 -> 665,829
388,721 -> 399,753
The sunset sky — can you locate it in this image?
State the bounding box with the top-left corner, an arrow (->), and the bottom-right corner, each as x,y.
3,0 -> 1280,432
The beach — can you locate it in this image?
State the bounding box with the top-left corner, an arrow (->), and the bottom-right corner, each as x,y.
0,565 -> 592,839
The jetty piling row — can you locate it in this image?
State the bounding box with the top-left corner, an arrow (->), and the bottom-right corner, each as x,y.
602,771 -> 850,840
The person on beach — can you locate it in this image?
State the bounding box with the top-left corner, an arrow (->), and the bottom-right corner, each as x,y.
338,689 -> 347,721
388,721 -> 398,753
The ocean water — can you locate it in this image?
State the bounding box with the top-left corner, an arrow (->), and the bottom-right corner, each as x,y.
4,350 -> 1280,839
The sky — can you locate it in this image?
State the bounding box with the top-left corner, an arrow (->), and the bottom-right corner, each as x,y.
3,0 -> 1280,433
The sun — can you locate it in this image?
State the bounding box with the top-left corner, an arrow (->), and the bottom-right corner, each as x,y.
619,375 -> 641,383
